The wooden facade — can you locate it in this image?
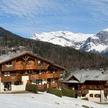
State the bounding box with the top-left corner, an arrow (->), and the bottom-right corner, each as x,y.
0,51 -> 64,92
79,81 -> 108,96
62,70 -> 108,97
63,80 -> 108,97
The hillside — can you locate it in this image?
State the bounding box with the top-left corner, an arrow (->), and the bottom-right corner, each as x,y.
0,27 -> 108,70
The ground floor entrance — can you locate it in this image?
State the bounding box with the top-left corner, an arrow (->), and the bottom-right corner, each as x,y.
4,82 -> 12,91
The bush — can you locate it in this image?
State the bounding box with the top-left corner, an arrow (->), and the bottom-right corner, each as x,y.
26,83 -> 37,93
46,88 -> 76,98
47,88 -> 62,97
62,88 -> 76,97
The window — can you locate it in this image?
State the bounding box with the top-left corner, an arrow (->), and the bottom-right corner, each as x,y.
6,61 -> 12,65
48,65 -> 57,72
89,94 -> 93,97
14,81 -> 22,85
94,94 -> 101,98
51,79 -> 55,83
25,71 -> 30,74
4,72 -> 10,76
6,61 -> 13,67
36,79 -> 42,85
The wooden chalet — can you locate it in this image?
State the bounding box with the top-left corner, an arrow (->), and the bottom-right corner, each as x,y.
0,51 -> 65,92
62,69 -> 108,97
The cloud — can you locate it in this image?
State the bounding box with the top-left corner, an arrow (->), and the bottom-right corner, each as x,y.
0,0 -> 108,18
0,0 -> 108,36
81,0 -> 108,18
0,0 -> 64,17
0,0 -> 41,17
69,0 -> 108,23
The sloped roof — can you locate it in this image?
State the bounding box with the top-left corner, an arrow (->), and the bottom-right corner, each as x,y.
65,69 -> 108,83
63,80 -> 79,84
0,51 -> 65,70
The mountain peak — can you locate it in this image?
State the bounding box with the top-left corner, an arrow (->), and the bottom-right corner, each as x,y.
32,31 -> 93,49
32,29 -> 108,54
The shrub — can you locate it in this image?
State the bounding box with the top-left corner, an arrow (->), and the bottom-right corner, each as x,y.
47,88 -> 62,97
26,83 -> 37,93
46,88 -> 76,98
62,88 -> 76,97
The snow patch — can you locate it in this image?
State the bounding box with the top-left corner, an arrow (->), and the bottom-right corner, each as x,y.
86,43 -> 108,52
32,31 -> 93,48
32,30 -> 108,53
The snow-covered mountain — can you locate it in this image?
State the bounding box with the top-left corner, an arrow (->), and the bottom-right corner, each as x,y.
32,31 -> 93,49
80,29 -> 108,53
32,29 -> 108,54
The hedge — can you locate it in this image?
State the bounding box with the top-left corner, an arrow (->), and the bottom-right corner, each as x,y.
62,88 -> 76,97
26,83 -> 37,93
47,88 -> 62,97
47,88 -> 76,98
26,83 -> 76,98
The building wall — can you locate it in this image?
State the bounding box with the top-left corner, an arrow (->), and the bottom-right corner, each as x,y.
0,53 -> 63,92
11,76 -> 29,92
0,76 -> 4,92
1,56 -> 50,71
0,83 -> 4,92
86,90 -> 106,103
0,76 -> 29,92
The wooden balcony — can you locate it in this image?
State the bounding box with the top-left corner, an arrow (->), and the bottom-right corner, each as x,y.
1,75 -> 21,82
36,65 -> 48,70
2,64 -> 48,71
2,65 -> 14,71
30,74 -> 39,80
53,73 -> 60,78
36,83 -> 58,91
30,72 -> 60,80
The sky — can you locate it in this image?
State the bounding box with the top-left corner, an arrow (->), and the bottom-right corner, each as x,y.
0,0 -> 108,38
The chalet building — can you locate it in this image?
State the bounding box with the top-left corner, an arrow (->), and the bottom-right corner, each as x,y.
0,51 -> 65,92
62,69 -> 108,97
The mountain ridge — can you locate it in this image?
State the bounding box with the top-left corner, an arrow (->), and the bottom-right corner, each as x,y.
32,29 -> 108,54
32,31 -> 93,50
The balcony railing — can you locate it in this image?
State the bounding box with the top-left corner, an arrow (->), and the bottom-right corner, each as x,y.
30,72 -> 60,80
2,65 -> 14,71
36,83 -> 58,91
1,75 -> 21,82
36,65 -> 48,70
2,64 -> 48,71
